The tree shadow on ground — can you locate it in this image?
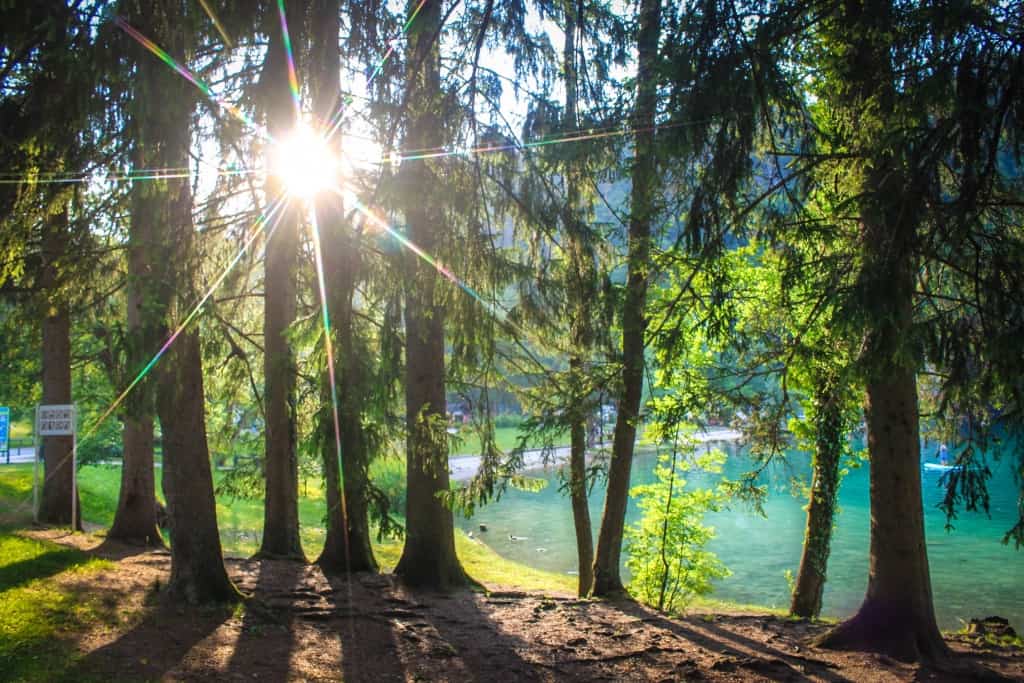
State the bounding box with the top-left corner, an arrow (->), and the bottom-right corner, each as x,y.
0,546 -> 91,592
94,537 -> 167,561
63,599 -> 235,682
323,573 -> 542,682
614,599 -> 856,682
223,557 -> 305,679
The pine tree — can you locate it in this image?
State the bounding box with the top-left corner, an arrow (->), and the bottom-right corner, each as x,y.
256,0 -> 305,561
393,0 -> 468,589
128,0 -> 238,603
591,0 -> 661,597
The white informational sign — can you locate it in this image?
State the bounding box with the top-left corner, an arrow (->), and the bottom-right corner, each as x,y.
34,404 -> 78,530
37,404 -> 75,436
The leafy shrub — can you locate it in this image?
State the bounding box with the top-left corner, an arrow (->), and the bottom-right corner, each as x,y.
626,437 -> 730,612
369,455 -> 406,517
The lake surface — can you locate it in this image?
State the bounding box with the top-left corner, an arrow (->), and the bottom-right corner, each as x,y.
456,439 -> 1024,630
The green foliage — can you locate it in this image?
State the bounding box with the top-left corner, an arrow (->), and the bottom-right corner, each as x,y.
368,455 -> 407,518
626,434 -> 729,613
492,413 -> 525,430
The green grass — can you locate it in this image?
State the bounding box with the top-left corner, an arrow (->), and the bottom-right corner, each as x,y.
0,464 -> 578,593
451,425 -> 569,456
0,459 -> 787,682
0,462 -> 779,617
0,533 -> 115,682
10,420 -> 32,440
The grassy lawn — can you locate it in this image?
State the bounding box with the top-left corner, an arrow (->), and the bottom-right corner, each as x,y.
0,464 -> 575,595
451,425 -> 569,456
0,533 -> 115,681
10,419 -> 33,440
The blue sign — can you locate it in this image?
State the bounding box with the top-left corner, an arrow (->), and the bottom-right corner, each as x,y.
0,407 -> 9,464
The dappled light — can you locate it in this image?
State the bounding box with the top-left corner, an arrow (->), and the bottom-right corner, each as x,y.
2,0 -> 1023,679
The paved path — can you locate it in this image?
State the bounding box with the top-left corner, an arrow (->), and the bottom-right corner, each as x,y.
448,427 -> 742,482
1,446 -> 35,464
1,427 -> 745,479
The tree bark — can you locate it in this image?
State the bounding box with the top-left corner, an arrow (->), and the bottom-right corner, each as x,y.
258,0 -> 304,561
109,415 -> 161,544
129,0 -> 237,604
563,0 -> 594,598
591,0 -> 660,597
157,329 -> 238,604
393,0 -> 467,590
38,208 -> 79,529
109,105 -> 164,545
816,366 -> 947,661
790,376 -> 843,618
815,1 -> 946,658
311,0 -> 376,574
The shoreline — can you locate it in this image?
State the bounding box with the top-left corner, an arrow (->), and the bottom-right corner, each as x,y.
448,426 -> 742,482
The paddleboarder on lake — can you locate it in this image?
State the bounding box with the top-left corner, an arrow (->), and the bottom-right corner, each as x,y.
938,443 -> 949,465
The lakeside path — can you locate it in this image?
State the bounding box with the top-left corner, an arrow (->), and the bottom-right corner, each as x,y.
448,427 -> 742,482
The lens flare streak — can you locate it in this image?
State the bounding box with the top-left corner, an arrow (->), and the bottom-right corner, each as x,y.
198,0 -> 235,49
87,194 -> 289,442
307,209 -> 351,567
276,0 -> 302,117
337,187 -> 494,314
115,17 -> 270,142
366,0 -> 429,89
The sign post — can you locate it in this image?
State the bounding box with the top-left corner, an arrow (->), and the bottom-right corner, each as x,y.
0,407 -> 9,464
35,405 -> 77,530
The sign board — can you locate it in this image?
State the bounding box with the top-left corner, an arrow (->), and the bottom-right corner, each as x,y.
33,404 -> 78,530
0,407 -> 9,463
37,404 -> 75,436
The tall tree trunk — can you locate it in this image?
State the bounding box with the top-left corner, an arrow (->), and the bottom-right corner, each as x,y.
816,365 -> 947,660
815,186 -> 947,657
38,207 -> 80,529
258,0 -> 304,560
816,1 -> 946,659
130,0 -> 237,604
311,0 -> 376,573
790,374 -> 843,618
109,415 -> 160,543
591,0 -> 660,597
393,0 -> 467,590
109,97 -> 164,545
158,328 -> 237,603
563,0 -> 594,598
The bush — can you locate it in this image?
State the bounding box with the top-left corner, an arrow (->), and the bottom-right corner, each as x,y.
369,455 -> 406,517
626,435 -> 730,612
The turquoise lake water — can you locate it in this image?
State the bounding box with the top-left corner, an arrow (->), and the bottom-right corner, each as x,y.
456,439 -> 1023,630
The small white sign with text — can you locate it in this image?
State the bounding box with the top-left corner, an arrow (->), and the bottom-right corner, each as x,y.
37,404 -> 75,436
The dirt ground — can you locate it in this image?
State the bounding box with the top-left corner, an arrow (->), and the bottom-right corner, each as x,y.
28,529 -> 1024,682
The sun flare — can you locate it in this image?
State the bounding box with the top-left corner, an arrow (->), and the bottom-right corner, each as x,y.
270,125 -> 338,198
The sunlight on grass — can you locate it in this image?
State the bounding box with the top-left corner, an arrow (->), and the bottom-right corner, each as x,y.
451,425 -> 569,457
1,462 -> 769,611
0,533 -> 114,681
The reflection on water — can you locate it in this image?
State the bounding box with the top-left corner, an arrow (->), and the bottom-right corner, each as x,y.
456,439 -> 1024,630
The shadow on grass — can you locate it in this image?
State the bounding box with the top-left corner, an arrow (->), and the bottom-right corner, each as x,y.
0,549 -> 118,682
0,546 -> 91,592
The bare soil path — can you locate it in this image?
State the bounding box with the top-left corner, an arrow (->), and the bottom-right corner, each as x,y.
27,529 -> 1024,682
